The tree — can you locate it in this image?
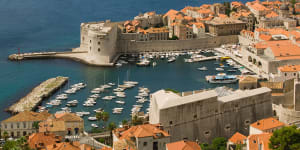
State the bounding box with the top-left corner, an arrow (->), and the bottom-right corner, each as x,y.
131,115 -> 143,126
169,35 -> 178,40
108,122 -> 117,145
32,121 -> 40,130
3,131 -> 8,141
211,137 -> 227,150
269,126 -> 300,150
102,111 -> 110,127
3,136 -> 30,150
122,120 -> 128,126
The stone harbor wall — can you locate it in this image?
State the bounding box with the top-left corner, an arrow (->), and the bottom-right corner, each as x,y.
117,35 -> 238,53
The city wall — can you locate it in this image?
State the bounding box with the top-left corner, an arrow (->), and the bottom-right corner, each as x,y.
117,35 -> 238,53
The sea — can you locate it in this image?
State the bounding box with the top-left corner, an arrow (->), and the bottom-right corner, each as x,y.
0,0 -> 249,130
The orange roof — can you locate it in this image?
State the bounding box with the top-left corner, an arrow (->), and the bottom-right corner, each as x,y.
147,11 -> 155,16
259,34 -> 272,41
248,133 -> 272,150
218,14 -> 228,18
28,133 -> 62,149
46,142 -> 80,150
197,9 -> 211,14
228,132 -> 247,144
266,11 -> 278,18
55,112 -> 83,122
278,64 -> 300,72
250,117 -> 285,131
181,6 -> 194,14
231,1 -> 243,8
114,124 -> 169,140
166,140 -> 201,150
184,16 -> 194,21
164,9 -> 179,18
200,4 -> 211,9
248,2 -> 270,11
2,111 -> 51,123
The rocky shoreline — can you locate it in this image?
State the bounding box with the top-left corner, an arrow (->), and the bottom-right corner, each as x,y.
6,76 -> 69,114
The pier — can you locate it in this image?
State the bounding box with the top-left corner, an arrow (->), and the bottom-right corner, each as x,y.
192,56 -> 220,62
7,76 -> 68,114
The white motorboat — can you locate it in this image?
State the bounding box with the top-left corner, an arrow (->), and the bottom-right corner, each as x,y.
167,57 -> 176,63
115,101 -> 125,104
197,67 -> 208,71
88,117 -> 97,121
102,96 -> 113,100
90,94 -> 100,98
216,68 -> 224,71
115,63 -> 122,67
113,87 -> 124,92
108,82 -> 115,86
123,81 -> 138,85
91,124 -> 98,128
94,108 -> 104,113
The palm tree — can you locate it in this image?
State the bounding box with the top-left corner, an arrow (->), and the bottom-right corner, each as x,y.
96,111 -> 103,127
3,131 -> 8,141
108,122 -> 117,145
101,111 -> 109,128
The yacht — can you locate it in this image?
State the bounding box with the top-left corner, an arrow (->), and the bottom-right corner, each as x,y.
216,68 -> 224,71
91,124 -> 98,128
88,117 -> 97,121
208,73 -> 238,84
115,101 -> 125,104
136,59 -> 150,66
167,57 -> 176,63
94,108 -> 104,113
108,82 -> 115,86
197,67 -> 208,71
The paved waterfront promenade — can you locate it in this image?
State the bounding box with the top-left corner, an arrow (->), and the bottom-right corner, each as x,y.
7,76 -> 68,114
214,47 -> 269,79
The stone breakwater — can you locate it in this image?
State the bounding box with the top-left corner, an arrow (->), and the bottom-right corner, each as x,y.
7,76 -> 68,114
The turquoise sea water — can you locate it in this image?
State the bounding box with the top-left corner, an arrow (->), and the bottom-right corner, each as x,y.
0,0 -> 248,130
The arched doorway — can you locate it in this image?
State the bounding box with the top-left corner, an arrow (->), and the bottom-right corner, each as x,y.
67,128 -> 71,135
248,56 -> 252,62
258,61 -> 262,68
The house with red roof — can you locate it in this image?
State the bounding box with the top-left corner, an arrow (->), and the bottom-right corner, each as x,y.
249,117 -> 285,135
166,140 -> 201,150
227,132 -> 247,150
112,124 -> 170,150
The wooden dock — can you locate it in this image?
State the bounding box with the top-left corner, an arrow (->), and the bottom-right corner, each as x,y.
6,76 -> 68,114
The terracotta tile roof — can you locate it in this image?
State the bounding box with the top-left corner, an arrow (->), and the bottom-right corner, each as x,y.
218,14 -> 228,18
166,140 -> 201,150
278,64 -> 300,72
46,142 -> 80,150
259,34 -> 272,41
181,6 -> 194,14
248,2 -> 270,11
164,9 -> 179,18
200,4 -> 211,9
146,11 -> 156,16
248,133 -> 272,150
231,1 -> 243,8
254,40 -> 300,60
114,124 -> 169,141
55,112 -> 83,122
2,111 -> 51,123
28,133 -> 62,149
250,117 -> 285,131
138,27 -> 168,34
228,132 -> 247,144
265,11 -> 278,18
39,119 -> 66,132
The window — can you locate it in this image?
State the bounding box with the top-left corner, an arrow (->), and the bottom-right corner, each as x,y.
82,37 -> 85,41
17,123 -> 19,128
90,47 -> 91,51
11,124 -> 13,129
143,142 -> 147,146
23,131 -> 27,136
98,48 -> 100,52
98,42 -> 100,45
90,40 -> 92,43
4,124 -> 7,129
169,121 -> 173,125
294,73 -> 296,76
23,122 -> 26,128
285,73 -> 287,76
194,114 -> 197,119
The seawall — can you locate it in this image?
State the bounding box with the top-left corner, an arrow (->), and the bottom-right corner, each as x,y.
118,35 -> 239,53
6,76 -> 68,114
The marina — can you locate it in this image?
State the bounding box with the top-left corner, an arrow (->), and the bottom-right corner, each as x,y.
29,49 -> 245,131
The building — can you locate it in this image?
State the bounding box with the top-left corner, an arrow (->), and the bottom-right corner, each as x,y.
77,21 -> 118,65
0,111 -> 51,138
39,112 -> 84,138
246,1 -> 271,19
227,132 -> 247,150
112,124 -> 170,150
149,87 -> 272,143
207,17 -> 246,36
28,132 -> 62,149
134,12 -> 163,29
246,133 -> 272,150
45,141 -> 81,150
137,27 -> 169,41
249,117 -> 285,135
239,76 -> 258,90
166,140 -> 201,150
274,65 -> 300,81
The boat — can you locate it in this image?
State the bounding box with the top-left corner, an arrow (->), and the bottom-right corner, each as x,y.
115,101 -> 125,104
152,62 -> 157,67
108,82 -> 115,86
208,73 -> 238,84
115,63 -> 122,67
227,69 -> 237,72
94,108 -> 104,113
197,67 -> 208,71
88,117 -> 97,121
167,57 -> 176,63
216,68 -> 224,71
102,96 -> 113,100
123,81 -> 138,85
113,87 -> 124,92
184,59 -> 193,63
136,59 -> 150,66
91,124 -> 98,128
90,94 -> 100,98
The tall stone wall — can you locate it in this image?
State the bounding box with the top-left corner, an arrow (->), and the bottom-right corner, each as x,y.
156,89 -> 272,143
117,35 -> 238,53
